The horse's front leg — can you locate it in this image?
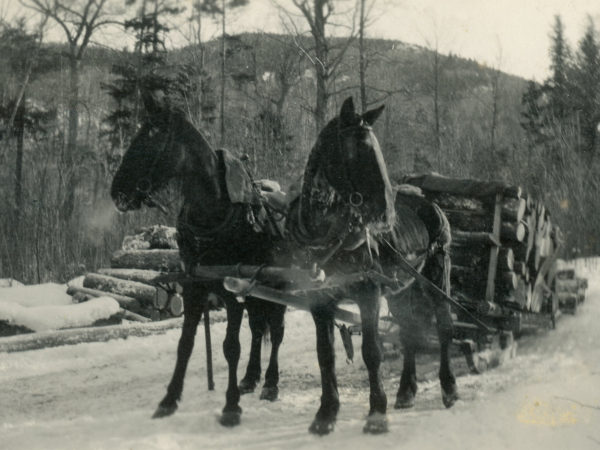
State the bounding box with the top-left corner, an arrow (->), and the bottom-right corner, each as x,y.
357,284 -> 388,434
260,302 -> 286,401
308,302 -> 339,435
153,284 -> 204,418
239,300 -> 266,395
220,295 -> 245,427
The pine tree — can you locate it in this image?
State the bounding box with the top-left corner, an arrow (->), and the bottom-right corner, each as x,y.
102,0 -> 183,153
572,16 -> 600,155
548,15 -> 572,120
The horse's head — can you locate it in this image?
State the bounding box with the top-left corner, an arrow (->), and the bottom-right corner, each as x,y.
314,97 -> 395,230
111,91 -> 183,212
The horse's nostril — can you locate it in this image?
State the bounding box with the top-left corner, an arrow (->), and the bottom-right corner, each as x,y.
115,192 -> 130,212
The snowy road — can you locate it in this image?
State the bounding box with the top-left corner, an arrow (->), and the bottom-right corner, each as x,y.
1,261 -> 600,449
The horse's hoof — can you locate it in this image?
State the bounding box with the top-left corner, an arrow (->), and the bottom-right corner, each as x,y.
219,407 -> 242,427
394,389 -> 416,409
308,418 -> 335,435
442,384 -> 458,409
152,403 -> 177,419
363,412 -> 389,434
239,378 -> 257,395
260,386 -> 279,402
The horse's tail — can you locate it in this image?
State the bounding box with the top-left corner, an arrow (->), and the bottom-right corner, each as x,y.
431,202 -> 452,296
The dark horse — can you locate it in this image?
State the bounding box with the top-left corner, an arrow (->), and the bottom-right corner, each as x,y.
286,97 -> 457,435
111,92 -> 286,426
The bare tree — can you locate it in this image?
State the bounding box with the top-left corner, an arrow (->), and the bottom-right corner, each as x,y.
22,2 -> 122,153
283,0 -> 357,135
357,0 -> 379,112
22,0 -> 124,217
489,43 -> 503,155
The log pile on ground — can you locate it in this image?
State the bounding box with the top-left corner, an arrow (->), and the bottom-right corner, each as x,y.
68,225 -> 184,321
402,173 -> 562,315
554,259 -> 588,314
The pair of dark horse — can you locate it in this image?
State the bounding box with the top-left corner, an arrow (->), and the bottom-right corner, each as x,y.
111,94 -> 457,435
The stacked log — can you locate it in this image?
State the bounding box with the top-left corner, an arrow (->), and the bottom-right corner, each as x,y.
402,173 -> 561,314
68,226 -> 184,321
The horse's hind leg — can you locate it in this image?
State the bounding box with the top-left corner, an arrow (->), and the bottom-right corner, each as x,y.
261,303 -> 286,401
396,334 -> 418,409
220,295 -> 245,427
357,285 -> 389,434
431,251 -> 458,408
308,303 -> 339,435
435,300 -> 458,408
389,288 -> 420,409
153,284 -> 204,418
239,301 -> 266,395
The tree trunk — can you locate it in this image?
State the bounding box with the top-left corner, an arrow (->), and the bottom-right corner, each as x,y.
68,56 -> 79,158
67,285 -> 141,312
14,98 -> 25,221
502,198 -> 526,223
83,273 -> 168,308
220,0 -> 226,144
358,0 -> 367,113
404,173 -> 522,199
500,221 -> 526,242
313,0 -> 329,135
110,249 -> 182,272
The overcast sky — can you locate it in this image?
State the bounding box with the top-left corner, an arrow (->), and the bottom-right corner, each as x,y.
5,0 -> 600,81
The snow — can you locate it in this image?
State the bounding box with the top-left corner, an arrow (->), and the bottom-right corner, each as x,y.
0,297 -> 120,332
0,259 -> 599,449
0,280 -> 120,332
0,283 -> 73,307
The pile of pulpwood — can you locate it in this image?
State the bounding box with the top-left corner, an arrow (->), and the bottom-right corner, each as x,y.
68,225 -> 185,321
554,260 -> 588,314
402,173 -> 562,315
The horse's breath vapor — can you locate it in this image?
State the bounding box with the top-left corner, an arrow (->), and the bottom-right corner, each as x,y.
83,199 -> 119,244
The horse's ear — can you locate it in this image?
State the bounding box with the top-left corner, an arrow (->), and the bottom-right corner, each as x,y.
141,89 -> 166,118
340,97 -> 356,127
362,104 -> 385,126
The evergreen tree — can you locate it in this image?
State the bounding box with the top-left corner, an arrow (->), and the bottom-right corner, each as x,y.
548,15 -> 572,120
101,0 -> 183,154
572,16 -> 600,155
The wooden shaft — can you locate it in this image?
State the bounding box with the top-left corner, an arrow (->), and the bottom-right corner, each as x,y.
223,277 -> 362,325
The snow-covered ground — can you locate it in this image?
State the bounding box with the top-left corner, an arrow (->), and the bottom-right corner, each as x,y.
0,279 -> 120,332
1,260 -> 599,450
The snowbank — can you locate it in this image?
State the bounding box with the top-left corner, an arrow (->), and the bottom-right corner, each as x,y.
0,279 -> 123,332
0,282 -> 73,307
0,296 -> 120,332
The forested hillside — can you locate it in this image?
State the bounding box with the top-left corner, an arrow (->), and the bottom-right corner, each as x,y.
0,6 -> 598,283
